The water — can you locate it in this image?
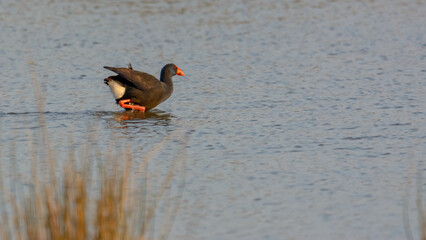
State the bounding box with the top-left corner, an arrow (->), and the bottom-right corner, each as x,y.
1,0 -> 425,239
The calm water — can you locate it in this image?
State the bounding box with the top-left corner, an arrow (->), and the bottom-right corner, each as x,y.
1,0 -> 425,239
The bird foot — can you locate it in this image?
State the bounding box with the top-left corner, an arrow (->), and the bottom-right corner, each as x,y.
119,99 -> 145,112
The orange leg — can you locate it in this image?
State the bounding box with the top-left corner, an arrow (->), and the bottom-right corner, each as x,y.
118,99 -> 146,112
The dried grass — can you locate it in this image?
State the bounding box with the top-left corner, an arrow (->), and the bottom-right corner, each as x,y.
418,173 -> 426,240
403,170 -> 426,240
1,141 -> 187,240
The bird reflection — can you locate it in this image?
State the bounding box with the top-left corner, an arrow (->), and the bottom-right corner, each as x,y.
113,109 -> 172,125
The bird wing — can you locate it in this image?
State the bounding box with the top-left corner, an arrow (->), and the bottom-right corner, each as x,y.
104,66 -> 162,91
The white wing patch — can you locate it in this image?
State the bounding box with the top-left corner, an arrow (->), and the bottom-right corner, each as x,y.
107,80 -> 125,99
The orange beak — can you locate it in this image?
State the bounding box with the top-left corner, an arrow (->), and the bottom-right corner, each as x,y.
176,67 -> 185,76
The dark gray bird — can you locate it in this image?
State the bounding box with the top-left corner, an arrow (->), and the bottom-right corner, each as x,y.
104,63 -> 184,112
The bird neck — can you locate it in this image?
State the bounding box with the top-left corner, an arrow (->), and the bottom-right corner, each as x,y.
160,69 -> 173,87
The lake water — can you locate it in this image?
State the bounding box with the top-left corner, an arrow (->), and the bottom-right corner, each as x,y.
1,0 -> 425,239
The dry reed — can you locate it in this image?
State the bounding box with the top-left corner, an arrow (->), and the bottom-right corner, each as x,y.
403,170 -> 426,240
418,173 -> 426,240
0,139 -> 187,240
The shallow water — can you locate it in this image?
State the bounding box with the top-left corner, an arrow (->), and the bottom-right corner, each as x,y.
1,0 -> 426,239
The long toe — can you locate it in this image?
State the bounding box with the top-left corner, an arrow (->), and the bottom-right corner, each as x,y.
132,105 -> 146,112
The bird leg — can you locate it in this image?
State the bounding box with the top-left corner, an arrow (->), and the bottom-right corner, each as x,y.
118,99 -> 146,112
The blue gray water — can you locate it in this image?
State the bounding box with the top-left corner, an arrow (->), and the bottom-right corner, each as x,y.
1,0 -> 425,239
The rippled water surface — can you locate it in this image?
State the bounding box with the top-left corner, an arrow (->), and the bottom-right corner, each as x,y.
1,0 -> 425,239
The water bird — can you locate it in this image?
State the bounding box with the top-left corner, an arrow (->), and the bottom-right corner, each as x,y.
104,63 -> 184,112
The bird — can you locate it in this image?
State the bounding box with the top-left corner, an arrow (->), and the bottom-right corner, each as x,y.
104,63 -> 184,112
